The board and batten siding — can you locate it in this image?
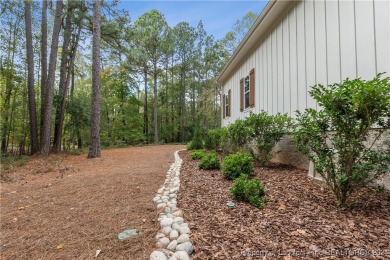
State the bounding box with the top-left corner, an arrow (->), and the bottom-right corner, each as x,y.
222,0 -> 390,127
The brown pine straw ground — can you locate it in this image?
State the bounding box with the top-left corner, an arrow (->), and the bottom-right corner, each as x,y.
0,145 -> 184,260
177,150 -> 390,260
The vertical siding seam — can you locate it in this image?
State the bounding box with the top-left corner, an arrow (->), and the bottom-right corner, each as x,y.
313,0 -> 318,110
276,28 -> 278,114
324,0 -> 329,86
353,0 -> 358,76
338,0 -> 342,81
288,12 -> 292,116
282,17 -> 285,113
295,4 -> 299,110
271,33 -> 273,114
372,0 -> 378,75
304,0 -> 308,109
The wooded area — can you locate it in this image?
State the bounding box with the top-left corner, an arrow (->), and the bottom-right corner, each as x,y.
0,0 -> 256,156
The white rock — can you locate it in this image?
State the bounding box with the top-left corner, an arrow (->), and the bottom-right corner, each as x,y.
169,230 -> 179,240
171,251 -> 190,260
158,188 -> 164,193
164,207 -> 171,213
153,196 -> 161,202
157,203 -> 166,209
179,223 -> 188,228
177,233 -> 190,244
167,240 -> 178,250
159,237 -> 170,248
173,217 -> 184,225
178,226 -> 191,235
176,242 -> 193,255
171,223 -> 180,232
160,218 -> 173,227
162,226 -> 172,235
161,249 -> 173,257
169,194 -> 177,199
172,210 -> 183,217
170,205 -> 177,212
155,233 -> 165,239
150,251 -> 167,260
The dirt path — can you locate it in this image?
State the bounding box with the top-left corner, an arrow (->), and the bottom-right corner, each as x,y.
1,145 -> 184,260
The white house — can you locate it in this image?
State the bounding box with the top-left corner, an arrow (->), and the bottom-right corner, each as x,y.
217,0 -> 390,173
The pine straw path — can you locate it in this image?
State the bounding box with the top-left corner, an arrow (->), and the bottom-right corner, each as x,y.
1,145 -> 184,260
177,150 -> 390,260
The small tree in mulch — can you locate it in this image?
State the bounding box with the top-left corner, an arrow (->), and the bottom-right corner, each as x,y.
191,150 -> 206,160
189,126 -> 204,150
293,74 -> 390,207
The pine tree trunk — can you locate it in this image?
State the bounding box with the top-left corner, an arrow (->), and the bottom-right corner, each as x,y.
40,0 -> 47,146
41,0 -> 63,156
153,61 -> 158,144
144,69 -> 148,143
24,0 -> 39,154
88,0 -> 101,158
53,7 -> 72,153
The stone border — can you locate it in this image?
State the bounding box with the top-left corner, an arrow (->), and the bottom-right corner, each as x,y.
150,150 -> 193,260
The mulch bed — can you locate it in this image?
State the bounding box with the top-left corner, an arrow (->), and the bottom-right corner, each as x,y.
178,150 -> 390,260
1,145 -> 184,260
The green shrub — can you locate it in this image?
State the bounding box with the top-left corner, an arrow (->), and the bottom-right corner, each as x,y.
222,152 -> 254,180
230,174 -> 265,208
199,151 -> 220,170
188,127 -> 204,150
293,74 -> 390,207
245,111 -> 292,166
204,128 -> 224,150
186,141 -> 192,150
227,119 -> 250,153
191,150 -> 206,160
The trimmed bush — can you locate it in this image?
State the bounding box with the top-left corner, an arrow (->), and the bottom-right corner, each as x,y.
245,111 -> 292,166
222,152 -> 254,180
230,174 -> 265,208
199,151 -> 220,170
293,74 -> 390,207
191,150 -> 206,160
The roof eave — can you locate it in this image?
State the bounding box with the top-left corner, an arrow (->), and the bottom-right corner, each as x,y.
217,0 -> 295,85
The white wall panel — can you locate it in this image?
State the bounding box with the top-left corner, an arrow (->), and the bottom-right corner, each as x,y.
325,0 -> 341,85
296,1 -> 307,111
355,0 -> 376,79
374,0 -> 390,75
314,0 -> 328,87
221,0 -> 389,127
289,7 -> 298,116
339,0 -> 357,80
305,0 -> 317,109
277,24 -> 284,113
282,16 -> 291,115
272,29 -> 278,114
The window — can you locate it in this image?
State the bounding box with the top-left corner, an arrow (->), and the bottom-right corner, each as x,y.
244,75 -> 250,109
225,94 -> 229,117
240,69 -> 255,112
223,89 -> 231,118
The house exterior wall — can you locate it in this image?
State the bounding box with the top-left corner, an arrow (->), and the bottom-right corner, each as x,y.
221,0 -> 390,172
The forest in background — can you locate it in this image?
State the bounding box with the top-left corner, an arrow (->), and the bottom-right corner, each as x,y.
0,0 -> 257,156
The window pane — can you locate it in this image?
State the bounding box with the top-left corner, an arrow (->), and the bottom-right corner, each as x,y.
245,76 -> 250,92
245,92 -> 250,109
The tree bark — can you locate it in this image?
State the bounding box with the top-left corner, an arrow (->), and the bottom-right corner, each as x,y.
88,0 -> 101,158
53,6 -> 72,153
153,61 -> 158,144
24,0 -> 39,154
40,0 -> 47,146
41,0 -> 63,156
143,69 -> 148,143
